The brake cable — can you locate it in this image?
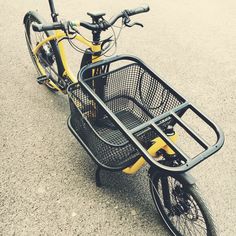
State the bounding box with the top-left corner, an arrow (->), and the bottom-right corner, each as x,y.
56,17 -> 125,59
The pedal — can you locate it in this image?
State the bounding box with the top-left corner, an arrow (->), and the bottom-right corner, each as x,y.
37,75 -> 48,85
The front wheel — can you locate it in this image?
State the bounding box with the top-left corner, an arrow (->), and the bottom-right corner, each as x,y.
149,171 -> 217,236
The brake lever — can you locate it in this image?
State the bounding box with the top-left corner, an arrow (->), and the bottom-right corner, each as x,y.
125,22 -> 144,28
67,21 -> 77,34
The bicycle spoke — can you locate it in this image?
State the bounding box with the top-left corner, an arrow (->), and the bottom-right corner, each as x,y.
25,15 -> 61,92
150,173 -> 215,235
183,214 -> 194,235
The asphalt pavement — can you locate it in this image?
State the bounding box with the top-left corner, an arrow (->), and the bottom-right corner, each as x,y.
0,0 -> 235,235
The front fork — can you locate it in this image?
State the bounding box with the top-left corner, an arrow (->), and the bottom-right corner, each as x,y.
149,168 -> 196,210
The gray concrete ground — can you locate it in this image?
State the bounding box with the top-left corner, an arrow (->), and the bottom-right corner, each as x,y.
0,0 -> 235,235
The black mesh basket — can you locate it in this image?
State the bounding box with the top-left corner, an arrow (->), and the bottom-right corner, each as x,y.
68,55 -> 224,172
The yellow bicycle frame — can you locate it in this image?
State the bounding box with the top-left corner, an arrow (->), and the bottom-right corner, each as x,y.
32,24 -> 102,92
123,133 -> 178,174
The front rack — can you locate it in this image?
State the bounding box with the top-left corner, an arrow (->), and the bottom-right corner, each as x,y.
68,55 -> 224,172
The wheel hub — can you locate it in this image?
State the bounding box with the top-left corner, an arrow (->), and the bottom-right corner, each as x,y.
171,185 -> 192,216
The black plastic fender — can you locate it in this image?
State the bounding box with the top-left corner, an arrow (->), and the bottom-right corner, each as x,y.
149,167 -> 196,186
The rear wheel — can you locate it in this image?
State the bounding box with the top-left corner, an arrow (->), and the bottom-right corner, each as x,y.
149,171 -> 217,236
24,12 -> 60,92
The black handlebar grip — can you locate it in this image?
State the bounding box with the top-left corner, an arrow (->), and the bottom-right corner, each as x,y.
127,5 -> 150,16
32,22 -> 64,32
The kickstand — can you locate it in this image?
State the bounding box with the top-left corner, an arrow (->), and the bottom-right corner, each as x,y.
95,167 -> 102,187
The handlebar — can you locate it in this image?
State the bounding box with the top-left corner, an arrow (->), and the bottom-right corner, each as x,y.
32,22 -> 65,32
126,5 -> 150,16
32,5 -> 150,32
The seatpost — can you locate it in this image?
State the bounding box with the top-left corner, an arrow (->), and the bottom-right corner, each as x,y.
48,0 -> 59,22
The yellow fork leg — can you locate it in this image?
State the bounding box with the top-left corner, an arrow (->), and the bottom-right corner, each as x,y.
122,133 -> 178,175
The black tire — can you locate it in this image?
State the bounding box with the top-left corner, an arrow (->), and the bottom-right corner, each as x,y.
149,171 -> 217,236
24,11 -> 60,92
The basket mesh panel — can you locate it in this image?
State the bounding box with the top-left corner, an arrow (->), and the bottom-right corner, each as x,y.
69,88 -> 141,168
69,62 -> 184,168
